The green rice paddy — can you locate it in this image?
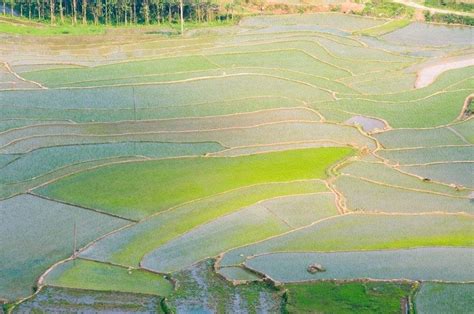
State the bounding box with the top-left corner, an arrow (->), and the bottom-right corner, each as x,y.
1,11 -> 472,313
35,147 -> 352,219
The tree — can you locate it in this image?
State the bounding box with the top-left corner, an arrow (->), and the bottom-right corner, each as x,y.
179,0 -> 183,34
82,0 -> 87,24
142,0 -> 149,24
49,0 -> 55,23
58,0 -> 63,23
72,0 -> 77,24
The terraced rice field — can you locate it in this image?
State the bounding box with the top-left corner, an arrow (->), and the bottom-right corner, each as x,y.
1,12 -> 472,312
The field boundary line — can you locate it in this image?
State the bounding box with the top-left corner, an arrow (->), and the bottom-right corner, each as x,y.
3,147 -> 216,187
139,201 -> 342,274
3,62 -> 48,89
337,88 -> 471,105
0,94 -> 303,110
456,93 -> 473,121
48,66 -> 358,94
82,189 -> 333,268
207,140 -> 347,157
218,211 -> 474,268
381,144 -> 473,151
397,160 -> 474,167
208,38 -> 415,64
48,72 -> 336,98
447,126 -> 471,144
0,120 -> 373,153
339,173 -> 472,199
0,106 -> 321,137
27,191 -> 138,222
215,214 -> 349,269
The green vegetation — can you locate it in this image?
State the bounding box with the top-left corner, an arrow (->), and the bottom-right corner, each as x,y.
14,287 -> 165,313
0,18 -> 106,35
424,11 -> 474,25
284,281 -> 415,313
356,19 -> 411,36
1,11 -> 473,311
22,55 -> 219,87
36,147 -> 353,219
44,259 -> 173,296
220,214 -> 474,267
165,260 -> 281,312
335,175 -> 472,213
360,0 -> 414,18
244,248 -> 473,282
1,142 -> 224,184
415,283 -> 474,313
82,181 -> 328,267
425,0 -> 474,13
141,193 -> 338,272
0,194 -> 128,301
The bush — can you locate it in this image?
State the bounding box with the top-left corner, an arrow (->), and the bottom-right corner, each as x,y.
424,11 -> 474,25
360,0 -> 414,18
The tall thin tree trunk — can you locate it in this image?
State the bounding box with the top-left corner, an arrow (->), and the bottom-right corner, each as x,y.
132,0 -> 136,23
167,3 -> 171,23
179,0 -> 183,35
2,0 -> 6,15
72,0 -> 77,24
28,0 -> 31,18
36,0 -> 41,19
10,0 -> 13,16
143,0 -> 149,24
82,0 -> 87,24
105,0 -> 108,24
49,0 -> 55,24
59,0 -> 64,22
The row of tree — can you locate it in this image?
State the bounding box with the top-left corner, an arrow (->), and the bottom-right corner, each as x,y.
1,0 -> 237,27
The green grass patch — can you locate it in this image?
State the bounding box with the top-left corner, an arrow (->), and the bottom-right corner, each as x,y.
356,19 -> 411,36
360,0 -> 414,18
165,260 -> 280,312
44,259 -> 173,296
36,147 -> 353,219
0,17 -> 106,35
424,0 -> 474,13
284,281 -> 415,313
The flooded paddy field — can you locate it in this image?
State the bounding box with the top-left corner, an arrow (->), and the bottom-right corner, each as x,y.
0,12 -> 472,313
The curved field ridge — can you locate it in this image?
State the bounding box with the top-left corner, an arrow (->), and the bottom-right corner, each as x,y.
44,259 -> 173,296
35,147 -> 353,220
415,56 -> 474,89
0,194 -> 129,301
0,142 -> 224,184
219,213 -> 474,267
244,248 -> 474,282
334,175 -> 473,214
80,180 -> 328,267
141,193 -> 338,273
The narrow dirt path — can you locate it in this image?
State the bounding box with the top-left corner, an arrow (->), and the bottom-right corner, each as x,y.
393,0 -> 474,17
